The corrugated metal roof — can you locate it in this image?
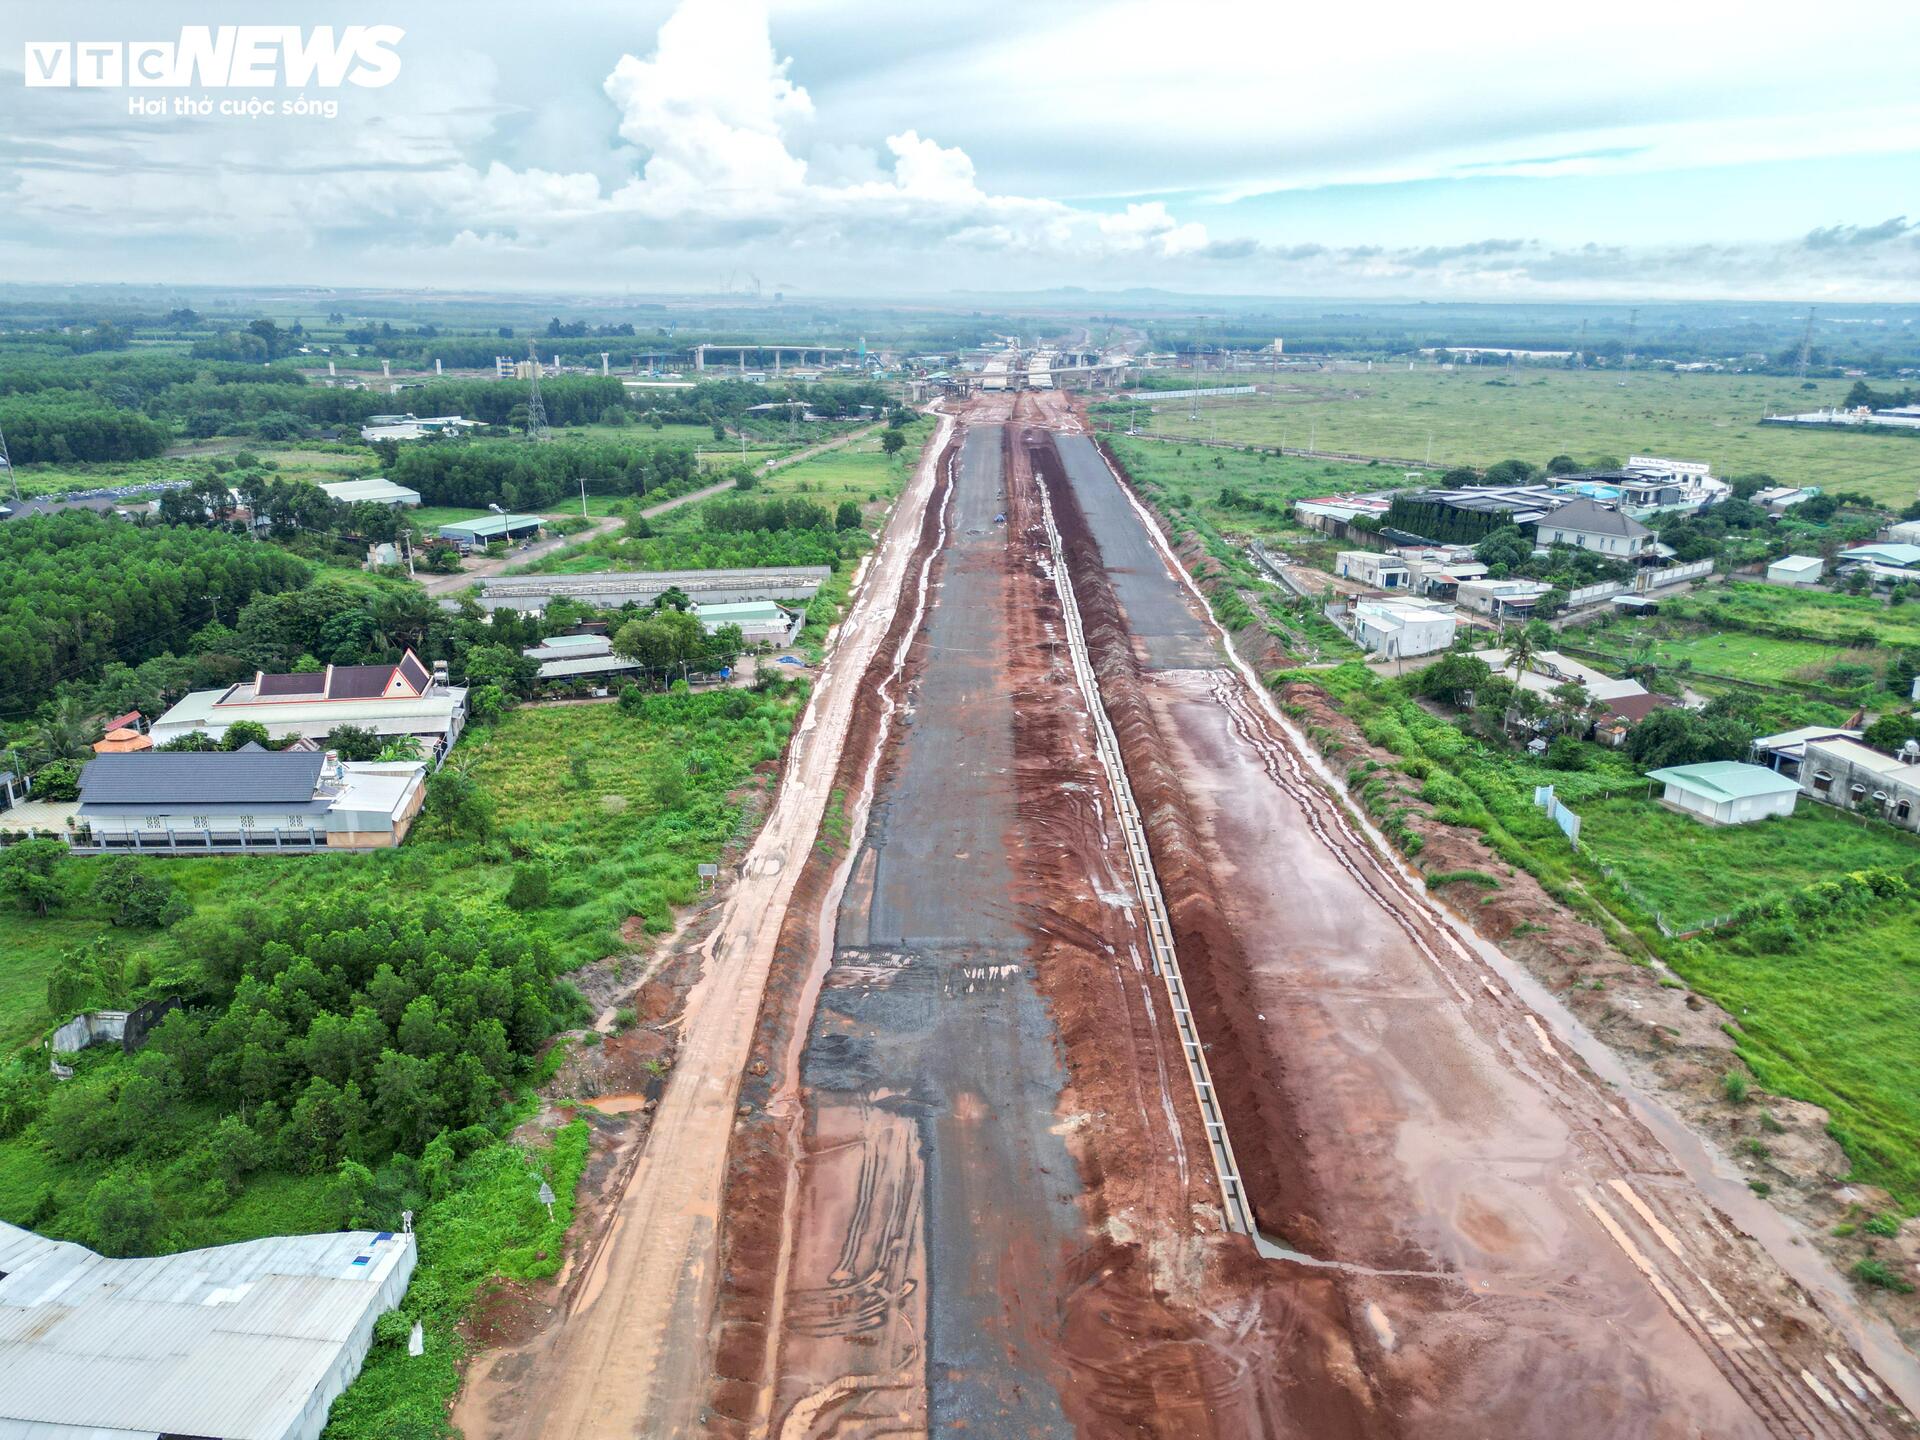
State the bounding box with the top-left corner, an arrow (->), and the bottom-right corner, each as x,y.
535,655 -> 643,680
1646,761 -> 1801,800
76,752 -> 324,807
148,689 -> 465,743
316,478 -> 420,505
0,1222 -> 413,1440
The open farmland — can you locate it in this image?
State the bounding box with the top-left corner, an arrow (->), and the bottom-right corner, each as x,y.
1120,368 -> 1920,507
1104,434 -> 1394,540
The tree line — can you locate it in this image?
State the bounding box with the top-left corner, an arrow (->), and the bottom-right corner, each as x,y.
0,514 -> 312,715
386,437 -> 702,511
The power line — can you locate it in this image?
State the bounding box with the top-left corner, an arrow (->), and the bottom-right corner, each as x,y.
0,417 -> 17,504
525,342 -> 550,442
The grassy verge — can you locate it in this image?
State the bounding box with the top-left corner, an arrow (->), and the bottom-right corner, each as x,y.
1673,895 -> 1920,1205
321,1119 -> 592,1439
1577,795 -> 1920,933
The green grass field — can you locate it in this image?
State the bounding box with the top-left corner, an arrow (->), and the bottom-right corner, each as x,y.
1105,433 -> 1404,552
1677,583 -> 1920,648
755,418 -> 929,511
1675,897 -> 1920,1205
1571,627 -> 1875,693
13,445 -> 378,497
407,504 -> 495,530
1577,796 -> 1920,933
1110,368 -> 1920,508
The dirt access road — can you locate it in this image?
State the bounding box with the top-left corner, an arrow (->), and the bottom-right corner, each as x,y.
451,410 -> 955,1439
421,424 -> 882,597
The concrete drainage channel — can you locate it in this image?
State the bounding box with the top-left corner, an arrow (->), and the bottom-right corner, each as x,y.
1030,467 -> 1275,1251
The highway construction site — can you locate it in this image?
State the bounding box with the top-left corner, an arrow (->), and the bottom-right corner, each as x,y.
455,393 -> 1919,1439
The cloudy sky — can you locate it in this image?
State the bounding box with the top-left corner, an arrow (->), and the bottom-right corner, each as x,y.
3,0 -> 1918,300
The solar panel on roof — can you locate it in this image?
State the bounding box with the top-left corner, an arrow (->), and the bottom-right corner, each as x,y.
256,671 -> 326,697
326,664 -> 396,700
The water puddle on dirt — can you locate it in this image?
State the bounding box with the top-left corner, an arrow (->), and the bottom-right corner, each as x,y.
580,1092 -> 648,1115
1452,922 -> 1920,1415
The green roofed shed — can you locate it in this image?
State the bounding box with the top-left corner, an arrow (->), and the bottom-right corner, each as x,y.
1644,761 -> 1800,825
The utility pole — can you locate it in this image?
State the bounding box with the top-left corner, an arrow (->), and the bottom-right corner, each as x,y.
579,475 -> 589,520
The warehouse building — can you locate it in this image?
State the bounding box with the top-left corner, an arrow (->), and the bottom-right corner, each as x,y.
439,514 -> 543,546
476,567 -> 830,614
317,477 -> 421,507
694,599 -> 802,645
1646,761 -> 1801,825
147,650 -> 466,759
524,632 -> 643,683
1766,554 -> 1825,586
0,1220 -> 414,1440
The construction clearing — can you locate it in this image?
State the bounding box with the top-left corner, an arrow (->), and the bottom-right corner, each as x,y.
448,393 -> 1920,1439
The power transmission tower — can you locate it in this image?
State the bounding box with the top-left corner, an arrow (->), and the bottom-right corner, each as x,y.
1623,308 -> 1638,370
525,342 -> 550,442
1576,319 -> 1588,369
0,417 -> 16,503
1797,306 -> 1817,379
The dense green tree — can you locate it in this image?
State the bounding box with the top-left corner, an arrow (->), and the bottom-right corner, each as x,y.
506,863 -> 551,911
85,1173 -> 165,1256
1625,707 -> 1755,770
0,838 -> 67,917
462,642 -> 538,696
1410,652 -> 1491,706
426,768 -> 493,840
325,724 -> 384,762
92,857 -> 190,928
0,514 -> 310,711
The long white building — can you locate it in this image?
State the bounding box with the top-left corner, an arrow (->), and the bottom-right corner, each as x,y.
0,1221 -> 414,1440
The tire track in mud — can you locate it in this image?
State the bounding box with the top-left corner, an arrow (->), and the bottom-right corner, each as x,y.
703,426 -> 962,1437
1008,412 -> 1386,1439
1062,420 -> 1913,1439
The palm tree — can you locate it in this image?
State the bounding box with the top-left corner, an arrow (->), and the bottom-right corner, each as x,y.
30,695 -> 96,766
1504,623 -> 1536,681
375,735 -> 425,763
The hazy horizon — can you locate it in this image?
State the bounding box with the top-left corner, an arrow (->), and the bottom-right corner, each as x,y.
4,1 -> 1919,302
